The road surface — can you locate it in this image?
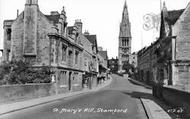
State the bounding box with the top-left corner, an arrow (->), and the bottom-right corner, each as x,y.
0,74 -> 152,119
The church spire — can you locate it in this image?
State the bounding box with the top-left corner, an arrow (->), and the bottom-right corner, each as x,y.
122,0 -> 129,23
162,1 -> 168,17
119,0 -> 131,37
118,1 -> 132,71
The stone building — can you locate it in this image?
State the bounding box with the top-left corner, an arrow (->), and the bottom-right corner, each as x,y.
163,3 -> 190,87
98,48 -> 108,69
81,31 -> 99,88
2,0 -> 95,91
137,2 -> 190,88
137,47 -> 151,83
118,1 -> 132,72
130,52 -> 137,68
97,48 -> 108,83
108,57 -> 118,74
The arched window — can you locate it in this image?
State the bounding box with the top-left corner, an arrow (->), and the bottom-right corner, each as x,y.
122,38 -> 126,46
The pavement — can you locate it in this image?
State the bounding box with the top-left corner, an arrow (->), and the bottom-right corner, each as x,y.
128,78 -> 172,119
141,98 -> 171,119
0,77 -> 112,116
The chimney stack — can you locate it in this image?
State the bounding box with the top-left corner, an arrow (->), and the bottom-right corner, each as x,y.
17,9 -> 19,17
74,19 -> 82,34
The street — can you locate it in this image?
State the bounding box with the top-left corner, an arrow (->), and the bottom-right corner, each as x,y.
0,74 -> 152,119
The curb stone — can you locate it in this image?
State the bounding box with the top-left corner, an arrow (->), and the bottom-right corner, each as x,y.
140,98 -> 171,119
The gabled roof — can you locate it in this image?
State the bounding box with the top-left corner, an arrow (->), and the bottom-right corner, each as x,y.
84,35 -> 98,51
99,51 -> 108,60
45,14 -> 60,24
67,26 -> 74,35
84,35 -> 96,45
165,9 -> 184,25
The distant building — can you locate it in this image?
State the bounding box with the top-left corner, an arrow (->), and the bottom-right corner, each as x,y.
97,49 -> 108,83
130,52 -> 137,68
83,31 -> 99,88
108,57 -> 118,74
98,50 -> 108,68
118,1 -> 132,72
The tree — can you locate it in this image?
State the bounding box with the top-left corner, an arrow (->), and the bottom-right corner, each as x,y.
0,61 -> 12,85
0,60 -> 52,85
122,61 -> 133,73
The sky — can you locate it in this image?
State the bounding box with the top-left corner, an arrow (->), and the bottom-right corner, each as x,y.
0,0 -> 189,58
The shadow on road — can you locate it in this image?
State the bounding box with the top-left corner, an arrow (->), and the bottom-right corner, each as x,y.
128,79 -> 152,89
121,90 -> 188,119
122,91 -> 153,100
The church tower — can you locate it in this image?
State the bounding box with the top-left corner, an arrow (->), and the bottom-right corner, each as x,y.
118,1 -> 132,71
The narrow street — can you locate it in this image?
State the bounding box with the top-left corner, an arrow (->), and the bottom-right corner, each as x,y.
0,74 -> 152,119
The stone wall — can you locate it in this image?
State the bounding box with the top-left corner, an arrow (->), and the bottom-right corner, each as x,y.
174,66 -> 190,86
36,11 -> 53,66
0,81 -> 84,104
11,12 -> 24,60
0,83 -> 55,104
162,86 -> 190,117
172,4 -> 190,86
173,4 -> 190,60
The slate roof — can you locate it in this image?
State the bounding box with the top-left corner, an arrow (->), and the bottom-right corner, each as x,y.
99,51 -> 108,60
84,35 -> 98,51
165,9 -> 184,25
67,26 -> 74,35
45,14 -> 60,24
84,35 -> 97,45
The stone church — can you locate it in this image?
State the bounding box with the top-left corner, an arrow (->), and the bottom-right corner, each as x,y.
118,1 -> 132,72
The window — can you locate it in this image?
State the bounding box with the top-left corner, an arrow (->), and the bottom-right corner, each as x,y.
127,39 -> 129,46
84,58 -> 87,66
51,40 -> 55,63
75,51 -> 79,64
62,44 -> 67,61
7,29 -> 11,41
7,49 -> 11,61
68,50 -> 73,66
122,39 -> 126,46
121,38 -> 130,46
